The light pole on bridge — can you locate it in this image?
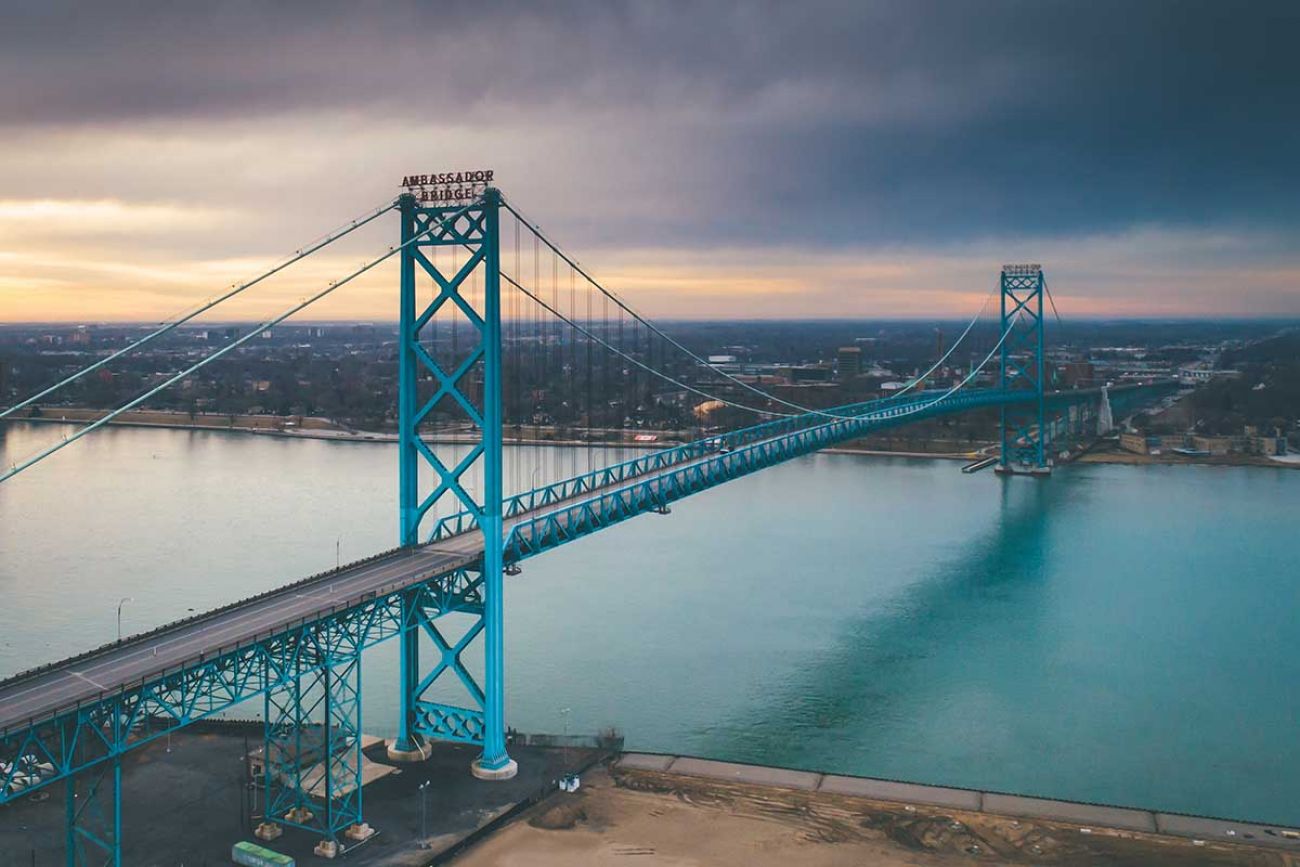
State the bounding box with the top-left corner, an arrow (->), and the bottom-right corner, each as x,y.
116,596 -> 133,642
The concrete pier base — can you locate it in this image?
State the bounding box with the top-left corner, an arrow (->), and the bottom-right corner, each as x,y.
994,463 -> 1052,476
313,838 -> 340,859
386,738 -> 432,763
471,757 -> 519,781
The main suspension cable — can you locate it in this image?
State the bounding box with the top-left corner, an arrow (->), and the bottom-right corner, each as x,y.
503,272 -> 789,418
0,198 -> 398,420
1,201 -> 475,484
502,197 -> 994,419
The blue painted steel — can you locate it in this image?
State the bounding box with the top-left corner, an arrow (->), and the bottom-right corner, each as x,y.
498,387 -> 1032,562
0,381 -> 1174,822
65,757 -> 120,866
429,390 -> 960,541
263,628 -> 363,841
999,267 -> 1048,470
430,382 -> 1170,548
0,563 -> 483,803
0,224 -> 1182,857
478,190 -> 509,771
393,189 -> 510,771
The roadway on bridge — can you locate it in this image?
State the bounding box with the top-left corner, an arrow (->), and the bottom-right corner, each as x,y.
0,544 -> 475,732
0,383 -> 1136,733
0,432 -> 739,732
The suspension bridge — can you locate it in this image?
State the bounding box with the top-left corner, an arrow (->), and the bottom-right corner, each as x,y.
0,181 -> 1174,863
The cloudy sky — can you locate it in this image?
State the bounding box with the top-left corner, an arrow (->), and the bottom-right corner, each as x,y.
1,0 -> 1297,322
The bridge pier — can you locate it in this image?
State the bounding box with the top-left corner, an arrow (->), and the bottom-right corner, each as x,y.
998,264 -> 1050,474
395,189 -> 514,780
65,758 -> 121,867
263,631 -> 365,848
994,462 -> 1052,477
389,593 -> 432,763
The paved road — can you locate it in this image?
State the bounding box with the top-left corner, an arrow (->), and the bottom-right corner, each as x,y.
0,384 -> 1153,735
0,441 -> 718,734
0,543 -> 484,732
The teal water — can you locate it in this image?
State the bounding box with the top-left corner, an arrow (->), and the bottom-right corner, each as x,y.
1,422 -> 1297,824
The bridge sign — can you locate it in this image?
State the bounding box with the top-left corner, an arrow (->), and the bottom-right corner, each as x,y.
400,169 -> 494,204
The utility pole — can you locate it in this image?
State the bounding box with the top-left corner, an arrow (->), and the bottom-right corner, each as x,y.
417,780 -> 431,846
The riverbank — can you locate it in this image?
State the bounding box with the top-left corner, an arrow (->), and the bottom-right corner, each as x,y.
8,408 -> 1295,470
455,753 -> 1300,866
2,410 -> 672,450
1078,442 -> 1300,470
5,724 -> 1296,865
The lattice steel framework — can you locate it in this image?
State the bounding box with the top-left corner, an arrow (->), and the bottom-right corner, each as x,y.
998,265 -> 1048,472
263,627 -> 363,841
393,190 -> 512,776
0,564 -> 487,863
66,758 -> 119,867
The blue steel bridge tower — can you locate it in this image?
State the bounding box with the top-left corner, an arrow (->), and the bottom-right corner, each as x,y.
996,263 -> 1050,474
391,189 -> 515,779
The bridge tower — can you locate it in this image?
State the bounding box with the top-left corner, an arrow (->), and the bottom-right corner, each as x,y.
390,188 -> 515,779
996,264 -> 1050,475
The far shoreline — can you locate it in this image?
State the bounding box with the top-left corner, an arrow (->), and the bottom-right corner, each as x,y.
4,410 -> 1295,470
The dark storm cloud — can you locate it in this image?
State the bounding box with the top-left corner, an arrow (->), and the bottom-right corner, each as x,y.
2,0 -> 1298,246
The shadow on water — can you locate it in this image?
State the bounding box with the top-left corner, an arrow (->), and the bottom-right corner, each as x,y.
698,473 -> 1068,772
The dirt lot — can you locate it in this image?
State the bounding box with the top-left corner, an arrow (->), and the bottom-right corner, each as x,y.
453,765 -> 1300,867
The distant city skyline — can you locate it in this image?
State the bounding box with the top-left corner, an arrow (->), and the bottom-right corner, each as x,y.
2,1 -> 1298,322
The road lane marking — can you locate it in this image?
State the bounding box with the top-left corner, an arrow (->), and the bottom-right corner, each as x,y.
0,552 -> 468,719
69,671 -> 108,691
0,501 -> 605,723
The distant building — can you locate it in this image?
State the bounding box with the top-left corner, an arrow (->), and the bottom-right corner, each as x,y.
1120,431 -> 1163,455
707,354 -> 737,364
1244,427 -> 1288,456
836,346 -> 862,378
1178,365 -> 1240,385
1190,435 -> 1235,455
780,364 -> 833,383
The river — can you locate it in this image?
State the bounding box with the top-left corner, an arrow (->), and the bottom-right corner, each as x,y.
1,421 -> 1297,825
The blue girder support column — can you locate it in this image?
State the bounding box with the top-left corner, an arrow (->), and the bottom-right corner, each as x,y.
65,758 -> 121,867
393,189 -> 514,778
264,628 -> 364,843
998,264 -> 1049,474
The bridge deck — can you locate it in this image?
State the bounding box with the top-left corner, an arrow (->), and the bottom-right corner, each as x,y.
0,438 -> 724,732
0,542 -> 477,732
0,383 -> 1164,734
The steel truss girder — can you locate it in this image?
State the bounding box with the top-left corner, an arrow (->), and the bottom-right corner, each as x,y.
430,382 -> 1171,549
0,569 -> 485,809
499,387 -> 1037,561
430,389 -> 958,540
1,395 -> 1177,817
